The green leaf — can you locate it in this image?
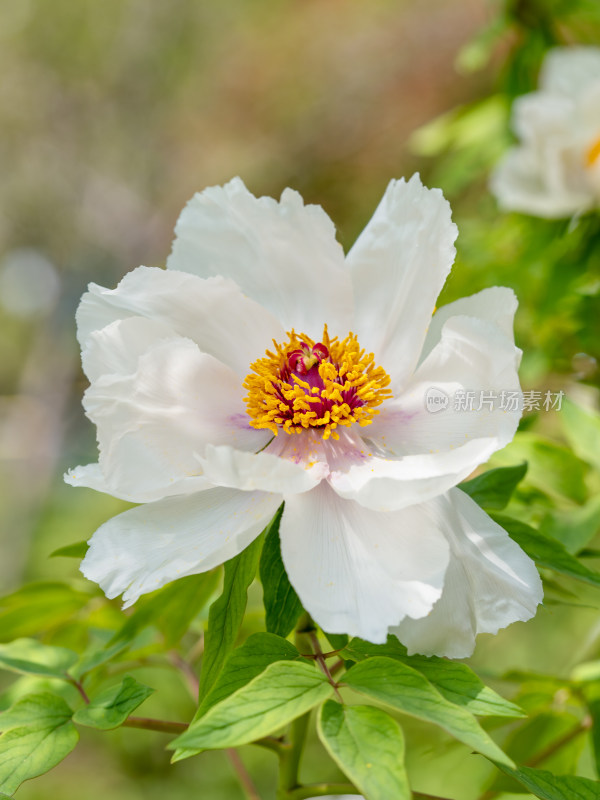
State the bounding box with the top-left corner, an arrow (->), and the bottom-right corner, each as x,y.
50,541 -> 89,559
341,636 -> 408,663
492,514 -> 600,588
0,693 -> 73,732
0,639 -> 78,679
196,632 -> 301,717
73,676 -> 154,730
489,711 -> 585,795
460,462 -> 528,510
176,633 -> 302,763
561,398 -> 600,473
571,661 -> 600,683
400,655 -> 524,719
259,505 -> 304,637
323,632 -> 349,651
0,583 -> 92,641
72,639 -> 132,680
0,693 -> 78,794
493,762 -> 600,800
587,699 -> 600,778
492,433 -> 588,504
341,637 -> 523,718
539,496 -> 600,554
579,548 -> 600,559
318,701 -> 410,800
198,534 -> 264,700
110,569 -> 220,649
171,660 -> 332,755
343,657 -> 513,766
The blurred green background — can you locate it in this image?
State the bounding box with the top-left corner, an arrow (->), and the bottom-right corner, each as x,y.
2,1 -> 600,798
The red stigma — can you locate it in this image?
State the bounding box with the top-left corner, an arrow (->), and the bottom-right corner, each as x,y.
287,341 -> 329,375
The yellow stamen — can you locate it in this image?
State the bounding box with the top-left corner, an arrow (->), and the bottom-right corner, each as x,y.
585,136 -> 600,168
243,326 -> 392,441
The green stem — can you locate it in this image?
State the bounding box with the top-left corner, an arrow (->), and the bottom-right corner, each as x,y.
275,614 -> 356,799
287,784 -> 358,799
274,614 -> 319,799
277,712 -> 310,798
252,736 -> 287,756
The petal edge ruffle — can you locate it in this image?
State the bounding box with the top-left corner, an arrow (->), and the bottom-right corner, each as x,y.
393,488 -> 543,657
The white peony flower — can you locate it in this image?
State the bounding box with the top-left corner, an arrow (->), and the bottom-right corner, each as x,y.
66,175 -> 542,658
491,46 -> 600,218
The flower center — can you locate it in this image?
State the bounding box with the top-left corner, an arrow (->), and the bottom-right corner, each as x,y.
585,135 -> 600,168
243,326 -> 392,440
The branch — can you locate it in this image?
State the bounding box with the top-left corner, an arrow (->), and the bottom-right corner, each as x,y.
526,714 -> 592,768
308,631 -> 344,703
299,649 -> 343,661
477,715 -> 593,800
227,748 -> 263,800
69,678 -> 90,705
122,716 -> 188,734
169,651 -> 200,698
329,659 -> 345,678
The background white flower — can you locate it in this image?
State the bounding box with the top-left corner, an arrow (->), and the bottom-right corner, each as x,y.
67,175 -> 542,658
491,46 -> 600,218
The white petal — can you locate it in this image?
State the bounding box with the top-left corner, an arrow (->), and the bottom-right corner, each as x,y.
83,336 -> 268,503
539,46 -> 600,96
196,444 -> 321,495
81,487 -> 281,607
490,147 -> 592,218
490,88 -> 597,218
81,315 -> 177,382
510,94 -> 596,206
420,286 -> 518,363
511,92 -> 574,145
64,462 -> 210,503
65,463 -> 113,495
279,483 -> 449,643
167,177 -> 352,336
347,174 -> 458,386
329,314 -> 522,511
393,489 -> 543,658
580,80 -> 600,132
329,439 -> 501,512
76,266 -> 285,378
264,429 -> 335,485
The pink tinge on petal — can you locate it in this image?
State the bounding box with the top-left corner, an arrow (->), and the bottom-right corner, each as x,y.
264,427 -> 372,482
